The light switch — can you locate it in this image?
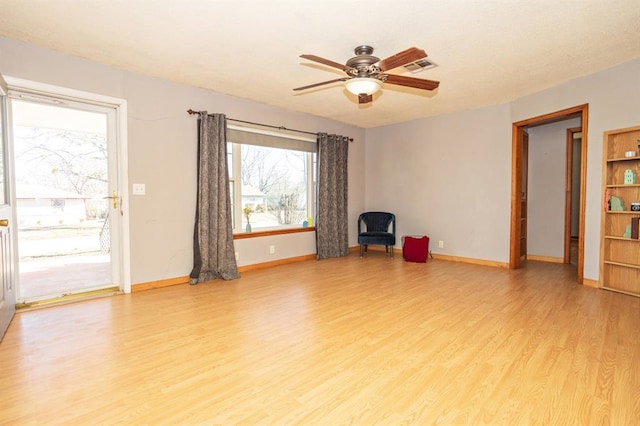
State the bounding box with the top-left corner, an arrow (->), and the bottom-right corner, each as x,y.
132,183 -> 146,195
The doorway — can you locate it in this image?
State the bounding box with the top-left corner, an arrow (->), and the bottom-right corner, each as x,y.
564,127 -> 581,265
7,83 -> 129,303
509,104 -> 588,283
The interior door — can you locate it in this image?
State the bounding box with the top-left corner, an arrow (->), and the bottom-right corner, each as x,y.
0,74 -> 16,340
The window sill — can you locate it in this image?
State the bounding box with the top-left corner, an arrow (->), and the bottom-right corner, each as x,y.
233,226 -> 315,239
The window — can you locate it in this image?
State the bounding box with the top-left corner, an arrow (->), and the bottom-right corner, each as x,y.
227,125 -> 316,233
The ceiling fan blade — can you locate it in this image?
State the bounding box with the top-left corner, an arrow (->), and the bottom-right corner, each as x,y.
383,74 -> 440,91
377,47 -> 427,72
293,77 -> 348,91
358,94 -> 373,104
300,54 -> 353,72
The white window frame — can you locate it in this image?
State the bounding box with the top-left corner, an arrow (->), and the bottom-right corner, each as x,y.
227,124 -> 316,234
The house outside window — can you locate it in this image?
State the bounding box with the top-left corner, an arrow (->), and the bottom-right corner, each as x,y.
51,198 -> 65,213
227,125 -> 316,233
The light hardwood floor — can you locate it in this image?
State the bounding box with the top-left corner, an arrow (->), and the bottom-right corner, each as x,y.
1,255 -> 639,424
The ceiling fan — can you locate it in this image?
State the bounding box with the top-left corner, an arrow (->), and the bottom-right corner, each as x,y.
293,45 -> 440,104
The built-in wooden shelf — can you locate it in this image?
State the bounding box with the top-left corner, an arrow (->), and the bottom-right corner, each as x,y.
601,125 -> 640,298
602,286 -> 640,297
607,156 -> 640,162
604,235 -> 640,241
606,183 -> 640,188
603,260 -> 640,269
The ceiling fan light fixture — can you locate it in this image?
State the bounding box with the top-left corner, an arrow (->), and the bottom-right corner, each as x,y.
345,77 -> 382,96
295,46 -> 440,105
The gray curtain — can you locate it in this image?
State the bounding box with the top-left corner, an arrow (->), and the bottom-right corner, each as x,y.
316,133 -> 349,259
189,112 -> 239,283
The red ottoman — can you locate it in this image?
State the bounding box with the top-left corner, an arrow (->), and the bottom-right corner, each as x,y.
402,235 -> 429,263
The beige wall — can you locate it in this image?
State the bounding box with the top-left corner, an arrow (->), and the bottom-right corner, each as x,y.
364,104 -> 513,263
510,57 -> 640,280
3,35 -> 640,284
365,57 -> 640,280
0,37 -> 365,285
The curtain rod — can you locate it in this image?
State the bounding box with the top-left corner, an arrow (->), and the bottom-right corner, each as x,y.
186,109 -> 353,142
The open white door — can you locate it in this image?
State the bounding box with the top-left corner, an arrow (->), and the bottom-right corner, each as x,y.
0,73 -> 16,341
11,98 -> 121,301
5,77 -> 131,301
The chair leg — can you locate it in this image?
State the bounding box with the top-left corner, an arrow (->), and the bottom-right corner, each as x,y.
359,244 -> 363,257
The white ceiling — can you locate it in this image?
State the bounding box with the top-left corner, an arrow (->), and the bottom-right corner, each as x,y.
2,0 -> 640,128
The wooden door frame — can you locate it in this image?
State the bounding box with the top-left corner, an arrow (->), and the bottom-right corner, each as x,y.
520,131 -> 529,260
509,104 -> 588,283
564,127 -> 581,263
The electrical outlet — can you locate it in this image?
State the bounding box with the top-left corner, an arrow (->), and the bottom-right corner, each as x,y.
438,240 -> 444,248
269,245 -> 275,254
132,183 -> 146,195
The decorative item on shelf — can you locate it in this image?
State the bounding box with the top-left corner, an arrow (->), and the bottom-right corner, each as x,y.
302,220 -> 308,228
624,168 -> 637,185
609,195 -> 625,211
307,216 -> 313,226
243,206 -> 254,233
623,224 -> 632,238
632,202 -> 640,212
625,150 -> 637,158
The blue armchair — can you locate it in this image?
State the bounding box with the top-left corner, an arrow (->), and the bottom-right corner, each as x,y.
358,212 -> 396,257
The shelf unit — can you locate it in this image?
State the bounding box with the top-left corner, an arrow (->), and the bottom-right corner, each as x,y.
601,126 -> 640,297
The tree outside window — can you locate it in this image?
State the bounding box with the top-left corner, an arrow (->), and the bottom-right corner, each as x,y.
229,142 -> 314,232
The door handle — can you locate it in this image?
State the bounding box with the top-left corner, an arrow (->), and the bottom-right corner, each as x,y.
0,219 -> 8,227
104,190 -> 118,209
